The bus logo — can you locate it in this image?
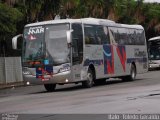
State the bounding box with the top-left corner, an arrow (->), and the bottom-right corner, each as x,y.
28,26 -> 44,35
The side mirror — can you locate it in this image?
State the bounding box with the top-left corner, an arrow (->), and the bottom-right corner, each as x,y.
12,34 -> 23,49
66,30 -> 73,44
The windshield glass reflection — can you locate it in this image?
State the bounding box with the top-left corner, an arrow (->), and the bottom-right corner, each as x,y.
23,26 -> 44,63
45,24 -> 70,65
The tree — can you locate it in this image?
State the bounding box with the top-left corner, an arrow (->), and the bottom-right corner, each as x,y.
0,3 -> 23,56
0,3 -> 23,37
0,0 -> 160,56
60,0 -> 79,18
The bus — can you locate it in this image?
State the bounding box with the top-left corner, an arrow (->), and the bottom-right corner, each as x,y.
148,36 -> 160,70
12,18 -> 148,91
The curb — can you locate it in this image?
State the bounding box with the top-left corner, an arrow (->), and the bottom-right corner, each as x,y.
0,82 -> 25,90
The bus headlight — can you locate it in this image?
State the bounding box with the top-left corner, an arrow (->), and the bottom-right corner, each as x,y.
59,66 -> 70,73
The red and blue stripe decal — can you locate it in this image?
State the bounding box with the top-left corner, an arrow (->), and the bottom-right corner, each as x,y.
116,45 -> 126,72
83,45 -> 147,75
103,45 -> 114,74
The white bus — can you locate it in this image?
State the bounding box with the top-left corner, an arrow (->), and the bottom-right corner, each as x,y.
148,36 -> 160,70
12,18 -> 148,91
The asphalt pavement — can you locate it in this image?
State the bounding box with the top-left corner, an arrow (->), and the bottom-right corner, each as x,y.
0,70 -> 160,119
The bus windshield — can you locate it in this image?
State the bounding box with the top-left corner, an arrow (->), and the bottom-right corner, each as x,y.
23,26 -> 44,63
22,24 -> 70,66
149,46 -> 160,60
45,24 -> 70,65
148,40 -> 160,60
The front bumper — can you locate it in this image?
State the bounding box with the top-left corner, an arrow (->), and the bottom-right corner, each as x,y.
23,70 -> 72,85
149,63 -> 160,70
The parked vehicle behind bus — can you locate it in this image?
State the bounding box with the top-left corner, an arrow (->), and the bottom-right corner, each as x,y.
12,18 -> 148,91
148,36 -> 160,70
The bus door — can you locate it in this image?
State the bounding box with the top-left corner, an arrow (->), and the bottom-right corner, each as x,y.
71,23 -> 84,81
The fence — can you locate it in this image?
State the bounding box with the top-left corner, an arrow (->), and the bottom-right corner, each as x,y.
0,57 -> 23,84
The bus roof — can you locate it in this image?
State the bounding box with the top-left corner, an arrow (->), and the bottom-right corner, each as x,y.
25,18 -> 144,30
148,36 -> 160,41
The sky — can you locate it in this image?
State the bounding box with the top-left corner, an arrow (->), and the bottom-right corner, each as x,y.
144,0 -> 160,3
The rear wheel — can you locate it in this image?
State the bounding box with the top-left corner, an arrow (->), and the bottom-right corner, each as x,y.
82,68 -> 94,88
122,64 -> 136,81
44,84 -> 56,92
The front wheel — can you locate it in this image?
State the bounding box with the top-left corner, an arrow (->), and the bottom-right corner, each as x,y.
44,84 -> 56,92
82,68 -> 94,88
122,64 -> 136,81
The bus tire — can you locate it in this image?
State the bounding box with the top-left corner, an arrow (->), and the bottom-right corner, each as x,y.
44,84 -> 56,92
122,64 -> 136,81
82,68 -> 94,88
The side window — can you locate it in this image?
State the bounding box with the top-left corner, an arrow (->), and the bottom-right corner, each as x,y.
72,23 -> 83,64
96,26 -> 110,44
127,29 -> 145,45
136,30 -> 145,45
127,29 -> 134,45
109,27 -> 146,45
84,25 -> 97,44
109,27 -> 119,44
84,25 -> 110,45
117,28 -> 128,45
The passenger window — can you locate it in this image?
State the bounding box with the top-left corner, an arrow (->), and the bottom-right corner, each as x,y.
84,25 -> 110,45
84,25 -> 97,44
96,26 -> 110,44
